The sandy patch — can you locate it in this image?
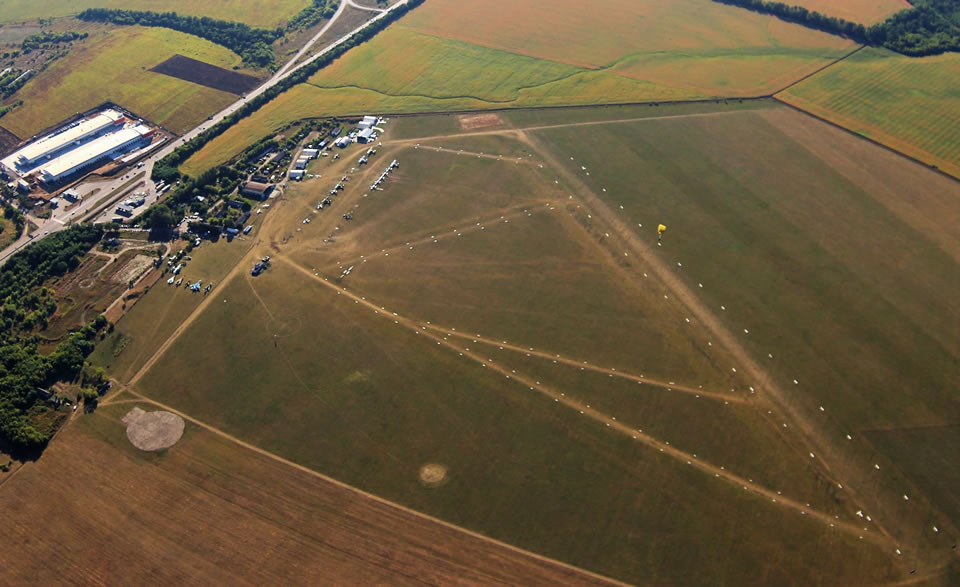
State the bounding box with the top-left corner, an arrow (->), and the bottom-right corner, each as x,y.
122,407 -> 185,451
419,463 -> 448,487
459,113 -> 503,130
113,255 -> 154,284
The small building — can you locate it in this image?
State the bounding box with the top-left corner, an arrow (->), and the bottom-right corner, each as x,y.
294,158 -> 309,170
62,188 -> 81,202
358,115 -> 377,130
357,128 -> 376,143
301,148 -> 318,159
49,198 -> 60,208
16,179 -> 30,192
240,181 -> 274,200
243,225 -> 253,235
225,227 -> 239,237
330,126 -> 342,138
289,169 -> 305,180
335,136 -> 351,148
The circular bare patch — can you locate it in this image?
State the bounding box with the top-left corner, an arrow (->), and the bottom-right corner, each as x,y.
122,407 -> 184,451
419,463 -> 448,487
78,279 -> 95,289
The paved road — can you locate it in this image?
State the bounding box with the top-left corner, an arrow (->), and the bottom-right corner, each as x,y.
0,0 -> 407,265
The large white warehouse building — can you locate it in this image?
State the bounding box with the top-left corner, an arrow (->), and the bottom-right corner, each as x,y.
38,125 -> 153,184
15,109 -> 124,169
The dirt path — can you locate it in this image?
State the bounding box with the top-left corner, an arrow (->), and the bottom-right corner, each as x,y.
277,255 -> 888,546
329,201 -> 554,271
424,325 -> 743,404
516,130 -> 903,549
103,389 -> 625,586
390,109 -> 759,145
411,144 -> 537,163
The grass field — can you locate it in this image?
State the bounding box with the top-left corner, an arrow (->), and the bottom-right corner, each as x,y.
0,26 -> 245,139
0,401 -> 615,584
778,47 -> 960,179
181,0 -> 855,176
0,216 -> 18,251
97,102 -> 958,582
513,102 -> 960,562
785,0 -> 910,24
0,0 -> 310,27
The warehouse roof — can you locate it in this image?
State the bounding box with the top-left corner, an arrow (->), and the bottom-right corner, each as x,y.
17,110 -> 124,165
39,125 -> 151,180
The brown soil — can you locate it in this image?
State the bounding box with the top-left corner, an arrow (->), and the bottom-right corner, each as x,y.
150,55 -> 262,95
460,113 -> 504,129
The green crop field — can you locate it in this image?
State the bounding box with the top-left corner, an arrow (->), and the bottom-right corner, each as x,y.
785,0 -> 910,24
98,101 -> 960,582
0,0 -> 310,27
0,26 -> 247,139
180,0 -> 855,176
778,47 -> 960,179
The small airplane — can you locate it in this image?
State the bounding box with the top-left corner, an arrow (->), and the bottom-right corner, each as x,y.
167,276 -> 175,285
190,280 -> 202,292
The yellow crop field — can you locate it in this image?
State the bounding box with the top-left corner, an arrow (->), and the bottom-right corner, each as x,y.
0,0 -> 309,27
778,47 -> 960,178
182,0 -> 858,176
785,0 -> 910,25
1,27 -> 244,139
399,0 -> 854,68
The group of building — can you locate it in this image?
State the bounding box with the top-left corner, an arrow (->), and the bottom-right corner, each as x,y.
0,108 -> 156,189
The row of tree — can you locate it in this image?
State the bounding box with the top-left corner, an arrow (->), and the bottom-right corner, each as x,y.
21,31 -> 88,52
77,9 -> 283,67
714,0 -> 960,56
287,0 -> 340,32
0,225 -> 108,451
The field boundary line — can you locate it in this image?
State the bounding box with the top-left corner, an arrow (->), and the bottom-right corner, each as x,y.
112,388 -> 627,586
773,45 -> 866,95
278,255 -> 889,545
772,97 -> 960,184
424,325 -> 744,404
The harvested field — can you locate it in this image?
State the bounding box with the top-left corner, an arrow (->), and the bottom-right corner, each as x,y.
784,0 -> 910,24
0,27 -> 243,138
150,55 -> 262,95
0,404 -> 616,584
113,254 -> 154,284
0,0 -> 309,27
778,47 -> 960,179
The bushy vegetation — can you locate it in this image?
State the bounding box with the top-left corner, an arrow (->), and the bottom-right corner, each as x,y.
0,225 -> 107,451
715,0 -> 960,56
21,31 -> 88,52
287,0 -> 340,31
77,8 -> 283,68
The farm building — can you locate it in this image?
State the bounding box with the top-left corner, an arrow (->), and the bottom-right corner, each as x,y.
301,148 -> 318,159
335,136 -> 351,148
38,125 -> 154,184
294,158 -> 309,170
357,128 -> 376,143
289,169 -> 304,180
358,115 -> 377,130
240,181 -> 274,199
14,109 -> 124,169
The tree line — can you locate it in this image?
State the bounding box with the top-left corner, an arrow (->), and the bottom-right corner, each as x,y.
21,31 -> 88,52
78,0 -> 341,69
0,224 -> 108,451
714,0 -> 960,56
77,8 -> 283,67
152,0 -> 425,184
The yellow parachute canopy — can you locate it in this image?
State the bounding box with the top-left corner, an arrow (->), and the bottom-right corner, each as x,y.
657,224 -> 667,234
